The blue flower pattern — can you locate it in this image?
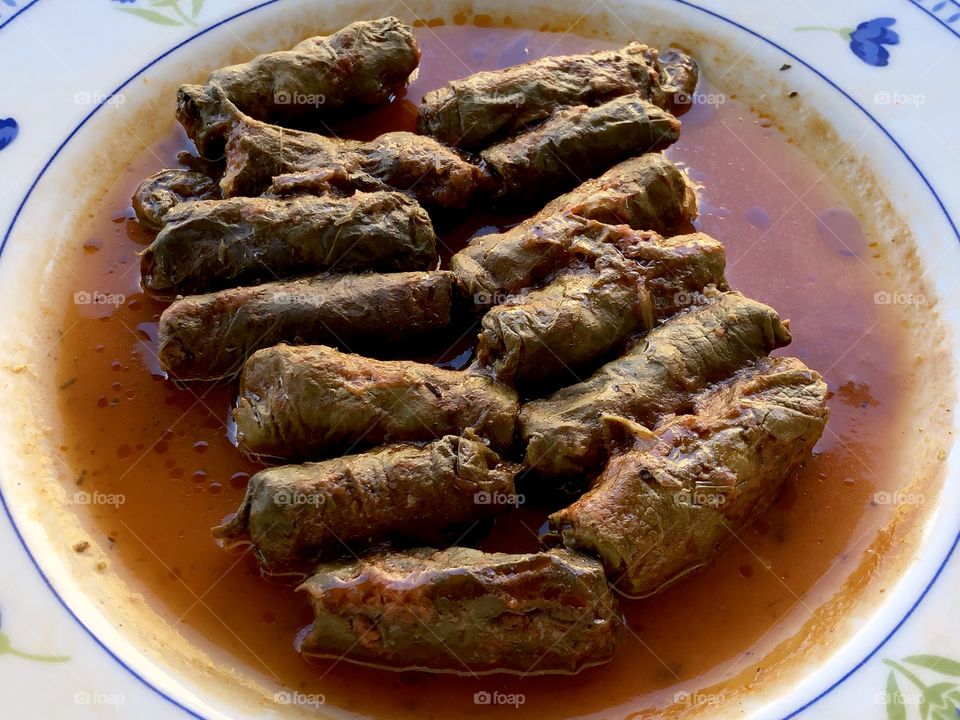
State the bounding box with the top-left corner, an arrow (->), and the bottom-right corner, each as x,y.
849,18 -> 901,66
0,118 -> 18,151
795,17 -> 901,67
0,0 -> 18,21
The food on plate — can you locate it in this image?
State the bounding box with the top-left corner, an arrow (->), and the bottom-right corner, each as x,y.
70,16 -> 845,689
298,547 -> 622,673
476,246 -> 650,389
265,166 -> 390,197
480,95 -> 681,200
550,357 -> 829,596
659,49 -> 701,108
452,215 -> 623,307
157,271 -> 454,381
476,233 -> 727,388
520,292 -> 792,478
131,169 -> 221,230
537,151 -> 698,228
219,104 -> 486,207
418,42 -> 697,149
139,193 -> 436,299
178,17 -> 420,156
214,433 -> 518,573
451,154 -> 698,305
234,344 -> 520,459
616,230 -> 728,318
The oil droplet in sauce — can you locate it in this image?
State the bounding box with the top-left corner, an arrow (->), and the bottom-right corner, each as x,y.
54,25 -> 911,719
815,208 -> 867,257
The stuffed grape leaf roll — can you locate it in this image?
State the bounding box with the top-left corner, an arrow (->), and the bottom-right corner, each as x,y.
234,345 -> 519,460
536,151 -> 698,228
298,547 -> 622,674
214,433 -> 518,574
418,42 -> 697,149
614,231 -> 728,319
550,356 -> 829,597
476,233 -> 727,389
450,153 -> 698,306
178,17 -> 420,156
520,291 -> 792,478
481,95 -> 681,200
220,105 -> 487,207
158,271 -> 453,381
131,169 -> 220,231
139,193 -> 436,299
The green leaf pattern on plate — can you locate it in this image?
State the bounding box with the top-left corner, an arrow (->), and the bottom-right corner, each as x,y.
0,631 -> 69,663
883,656 -> 960,720
887,671 -> 908,720
116,0 -> 205,27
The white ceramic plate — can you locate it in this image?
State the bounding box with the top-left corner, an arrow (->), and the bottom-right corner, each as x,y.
0,1 -> 958,718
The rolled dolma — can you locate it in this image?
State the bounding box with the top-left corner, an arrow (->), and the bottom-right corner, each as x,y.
537,151 -> 698,227
550,357 -> 829,597
158,271 -> 454,382
616,230 -> 728,319
659,49 -> 701,111
214,434 -> 518,573
520,291 -> 792,478
481,95 -> 681,200
476,233 -> 727,389
452,215 -> 621,307
450,153 -> 697,305
132,169 -> 220,231
178,17 -> 420,156
266,166 -> 389,198
234,345 -> 519,459
221,108 -> 486,207
418,42 -> 697,149
298,547 -> 622,674
477,246 -> 647,390
139,193 -> 436,299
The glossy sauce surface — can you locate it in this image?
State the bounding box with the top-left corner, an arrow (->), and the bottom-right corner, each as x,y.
55,24 -> 907,719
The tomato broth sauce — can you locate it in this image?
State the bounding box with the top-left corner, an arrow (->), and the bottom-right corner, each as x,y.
55,24 -> 908,719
